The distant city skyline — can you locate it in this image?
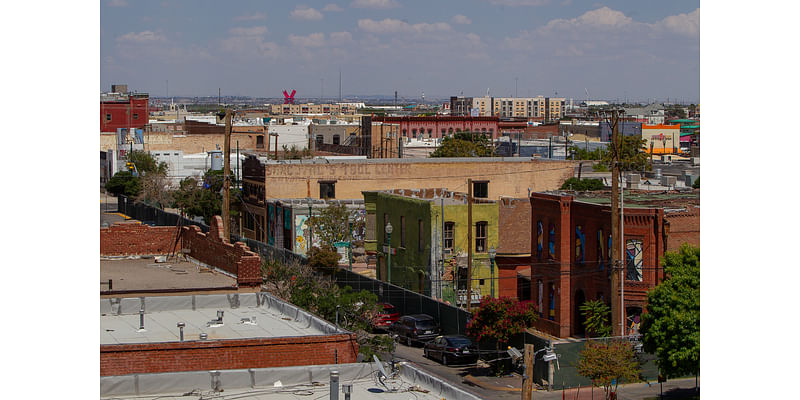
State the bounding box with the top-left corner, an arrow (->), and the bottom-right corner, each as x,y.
101,0 -> 700,103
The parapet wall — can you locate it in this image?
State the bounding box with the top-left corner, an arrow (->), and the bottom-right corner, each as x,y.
100,216 -> 262,288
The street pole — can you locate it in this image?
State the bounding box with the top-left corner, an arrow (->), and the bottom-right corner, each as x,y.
466,179 -> 473,309
386,222 -> 393,284
620,173 -> 625,335
223,110 -> 232,241
610,109 -> 622,336
489,245 -> 496,298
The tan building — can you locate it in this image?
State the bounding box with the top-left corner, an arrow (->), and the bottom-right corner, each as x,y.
479,96 -> 565,121
268,103 -> 359,115
241,156 -> 574,202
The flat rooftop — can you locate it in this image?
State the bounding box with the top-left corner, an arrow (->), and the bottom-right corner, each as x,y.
101,362 -> 481,400
100,257 -> 237,293
255,156 -> 570,165
101,293 -> 338,345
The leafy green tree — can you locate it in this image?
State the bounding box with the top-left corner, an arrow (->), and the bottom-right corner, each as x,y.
692,177 -> 699,189
640,244 -> 700,379
430,131 -> 495,158
561,178 -> 605,191
578,339 -> 641,400
571,146 -> 607,161
308,203 -> 361,248
171,170 -> 240,223
105,171 -> 141,197
128,150 -> 168,175
580,300 -> 612,338
601,136 -> 650,172
308,245 -> 341,272
466,297 -> 537,373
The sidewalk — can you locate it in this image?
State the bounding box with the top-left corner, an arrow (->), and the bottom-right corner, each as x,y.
464,372 -> 699,400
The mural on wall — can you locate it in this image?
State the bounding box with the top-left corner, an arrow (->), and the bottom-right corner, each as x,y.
548,224 -> 556,260
597,229 -> 605,270
294,215 -> 310,255
537,279 -> 544,317
626,239 -> 643,281
536,221 -> 544,260
548,282 -> 556,321
575,225 -> 585,265
267,204 -> 275,246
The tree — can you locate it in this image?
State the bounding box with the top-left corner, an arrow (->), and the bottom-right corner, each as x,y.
571,146 -> 607,161
561,177 -> 605,191
601,135 -> 651,172
640,244 -> 699,379
308,202 -> 360,248
466,297 -> 537,373
105,171 -> 141,197
692,177 -> 699,189
580,300 -> 612,338
308,245 -> 341,272
128,150 -> 168,175
430,131 -> 495,158
578,339 -> 641,400
171,170 -> 241,224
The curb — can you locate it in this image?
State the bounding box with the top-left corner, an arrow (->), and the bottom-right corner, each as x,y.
463,375 -> 521,392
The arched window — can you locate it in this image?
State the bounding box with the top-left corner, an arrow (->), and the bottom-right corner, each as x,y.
575,225 -> 585,265
548,224 -> 556,260
536,221 -> 543,260
626,239 -> 643,281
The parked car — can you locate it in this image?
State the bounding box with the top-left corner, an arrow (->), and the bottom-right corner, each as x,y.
390,314 -> 440,346
371,303 -> 400,331
423,335 -> 479,366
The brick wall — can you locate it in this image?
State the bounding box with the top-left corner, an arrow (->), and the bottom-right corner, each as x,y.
100,217 -> 262,287
101,223 -> 179,256
100,333 -> 359,376
665,210 -> 700,251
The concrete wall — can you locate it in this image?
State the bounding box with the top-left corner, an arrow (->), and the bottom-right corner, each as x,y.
257,158 -> 575,200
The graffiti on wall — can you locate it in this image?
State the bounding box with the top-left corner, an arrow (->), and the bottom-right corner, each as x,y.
575,225 -> 585,265
626,239 -> 643,281
537,221 -> 543,260
597,229 -> 605,270
548,224 -> 556,260
294,215 -> 310,255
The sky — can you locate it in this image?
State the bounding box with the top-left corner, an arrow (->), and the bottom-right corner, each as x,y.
101,0 -> 699,103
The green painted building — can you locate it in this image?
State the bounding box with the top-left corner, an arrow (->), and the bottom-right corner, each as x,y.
363,189 -> 499,305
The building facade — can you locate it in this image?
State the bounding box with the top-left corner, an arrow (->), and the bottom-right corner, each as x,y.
641,124 -> 680,155
100,84 -> 149,133
362,188 -> 498,305
371,116 -> 500,140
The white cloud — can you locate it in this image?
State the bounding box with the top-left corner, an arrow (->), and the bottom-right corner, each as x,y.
234,12 -> 267,21
485,0 -> 549,6
322,3 -> 344,12
358,18 -> 452,34
219,35 -> 281,59
657,8 -> 699,37
291,6 -> 323,21
108,0 -> 128,7
329,31 -> 353,43
229,26 -> 268,36
116,31 -> 165,43
350,0 -> 399,9
452,14 -> 472,25
541,6 -> 633,31
288,32 -> 326,47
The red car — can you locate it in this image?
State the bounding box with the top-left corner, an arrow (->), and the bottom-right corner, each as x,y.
371,303 -> 400,331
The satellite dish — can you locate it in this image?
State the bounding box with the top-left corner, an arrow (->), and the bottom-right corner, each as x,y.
373,355 -> 388,381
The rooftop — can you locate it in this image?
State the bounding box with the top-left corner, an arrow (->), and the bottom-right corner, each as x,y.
100,257 -> 237,294
100,293 -> 340,345
545,190 -> 700,211
100,362 -> 481,400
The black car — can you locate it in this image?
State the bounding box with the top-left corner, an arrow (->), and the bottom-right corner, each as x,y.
390,314 -> 440,346
423,335 -> 479,366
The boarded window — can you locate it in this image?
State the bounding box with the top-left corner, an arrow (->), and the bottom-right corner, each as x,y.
473,181 -> 489,199
319,181 -> 336,199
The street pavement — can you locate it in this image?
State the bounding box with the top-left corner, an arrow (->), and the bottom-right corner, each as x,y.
391,337 -> 699,400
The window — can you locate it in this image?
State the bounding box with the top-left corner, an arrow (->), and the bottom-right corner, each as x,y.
315,135 -> 324,146
444,222 -> 454,251
402,129 -> 407,136
472,181 -> 489,199
626,239 -> 643,281
400,216 -> 406,248
427,128 -> 432,136
257,135 -> 265,148
332,135 -> 340,145
319,181 -> 336,199
418,219 -> 424,252
133,113 -> 139,120
441,128 -> 446,135
475,221 -> 487,253
105,113 -> 112,122
412,129 -> 417,138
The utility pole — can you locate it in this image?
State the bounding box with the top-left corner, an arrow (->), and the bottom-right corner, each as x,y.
466,179 -> 473,310
223,110 -> 233,242
610,109 -> 622,336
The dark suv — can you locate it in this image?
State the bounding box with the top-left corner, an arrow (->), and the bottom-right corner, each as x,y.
390,314 -> 440,346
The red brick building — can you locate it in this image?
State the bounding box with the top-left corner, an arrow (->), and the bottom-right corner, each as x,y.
372,116 -> 500,140
496,191 -> 699,338
100,84 -> 149,132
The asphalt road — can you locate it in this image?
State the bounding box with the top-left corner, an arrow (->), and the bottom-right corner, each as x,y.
391,338 -> 520,400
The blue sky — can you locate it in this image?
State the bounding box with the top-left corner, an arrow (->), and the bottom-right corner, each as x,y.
101,0 -> 699,103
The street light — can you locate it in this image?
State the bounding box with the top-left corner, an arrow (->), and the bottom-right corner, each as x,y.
385,222 -> 393,284
488,245 -> 496,298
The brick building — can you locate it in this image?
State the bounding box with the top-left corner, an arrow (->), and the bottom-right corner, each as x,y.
495,191 -> 699,338
100,84 -> 149,133
371,116 -> 500,140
